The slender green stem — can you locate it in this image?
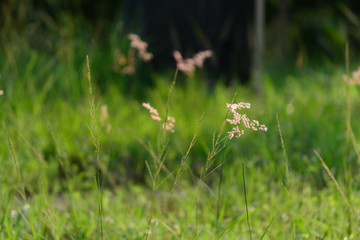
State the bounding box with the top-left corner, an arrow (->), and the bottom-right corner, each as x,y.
87,55 -> 103,240
4,123 -> 26,201
242,162 -> 252,240
216,158 -> 224,228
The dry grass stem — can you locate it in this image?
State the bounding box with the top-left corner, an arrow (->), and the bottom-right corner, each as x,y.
203,161 -> 224,179
87,55 -> 100,154
87,56 -> 94,108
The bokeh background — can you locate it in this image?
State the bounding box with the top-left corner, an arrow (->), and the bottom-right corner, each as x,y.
2,0 -> 360,84
2,1 -> 360,239
1,0 -> 360,189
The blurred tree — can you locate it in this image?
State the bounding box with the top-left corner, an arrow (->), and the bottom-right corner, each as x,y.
0,0 -> 124,48
123,0 -> 253,85
2,0 -> 360,85
266,0 -> 360,65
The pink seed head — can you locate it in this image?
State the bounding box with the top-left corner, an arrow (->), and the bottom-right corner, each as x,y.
151,115 -> 162,122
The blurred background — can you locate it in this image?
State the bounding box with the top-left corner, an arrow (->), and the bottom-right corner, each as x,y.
2,2 -> 360,238
1,0 -> 360,188
2,0 -> 360,86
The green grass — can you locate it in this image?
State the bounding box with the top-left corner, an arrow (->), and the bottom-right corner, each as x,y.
1,32 -> 360,239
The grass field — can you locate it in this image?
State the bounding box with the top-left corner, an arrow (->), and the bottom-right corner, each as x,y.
1,31 -> 360,239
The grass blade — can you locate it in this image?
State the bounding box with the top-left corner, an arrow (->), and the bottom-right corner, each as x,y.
259,217 -> 275,240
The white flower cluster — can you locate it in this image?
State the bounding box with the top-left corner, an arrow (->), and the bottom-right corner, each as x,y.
128,34 -> 153,62
173,50 -> 212,75
226,102 -> 267,139
142,103 -> 175,132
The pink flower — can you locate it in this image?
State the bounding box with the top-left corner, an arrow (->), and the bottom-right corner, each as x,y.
177,60 -> 196,75
151,115 -> 162,122
142,53 -> 153,62
163,122 -> 175,132
173,51 -> 183,62
343,66 -> 360,85
167,116 -> 176,123
163,115 -> 176,132
142,102 -> 161,122
142,103 -> 175,132
259,124 -> 268,131
193,50 -> 212,67
228,126 -> 245,139
128,34 -> 153,61
173,50 -> 212,75
226,102 -> 267,139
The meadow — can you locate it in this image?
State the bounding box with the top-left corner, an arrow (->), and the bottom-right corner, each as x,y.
1,29 -> 360,240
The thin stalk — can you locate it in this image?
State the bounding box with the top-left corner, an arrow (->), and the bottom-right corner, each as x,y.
276,113 -> 295,238
171,113 -> 204,197
314,150 -> 351,210
145,70 -> 178,239
191,93 -> 237,237
216,162 -> 223,227
242,162 -> 252,240
4,123 -> 26,201
4,123 -> 37,239
344,42 -> 353,237
86,55 -> 103,240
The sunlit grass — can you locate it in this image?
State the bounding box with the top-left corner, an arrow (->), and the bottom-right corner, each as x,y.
1,34 -> 360,239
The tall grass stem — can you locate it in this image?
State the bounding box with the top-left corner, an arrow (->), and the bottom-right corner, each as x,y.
86,55 -> 103,240
242,162 -> 252,240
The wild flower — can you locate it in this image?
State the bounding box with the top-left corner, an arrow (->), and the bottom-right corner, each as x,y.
173,50 -> 212,75
142,103 -> 175,132
0,90 -> 3,95
113,34 -> 153,75
128,34 -> 153,62
142,103 -> 161,121
226,102 -> 267,139
163,116 -> 175,133
343,67 -> 360,85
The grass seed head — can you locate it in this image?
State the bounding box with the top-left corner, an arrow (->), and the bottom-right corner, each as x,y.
142,103 -> 175,132
226,102 -> 267,139
173,50 -> 212,75
343,66 -> 360,85
128,34 -> 153,62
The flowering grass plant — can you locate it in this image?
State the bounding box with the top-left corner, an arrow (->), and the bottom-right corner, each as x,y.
226,102 -> 267,139
142,102 -> 175,132
343,66 -> 360,85
173,50 -> 212,75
